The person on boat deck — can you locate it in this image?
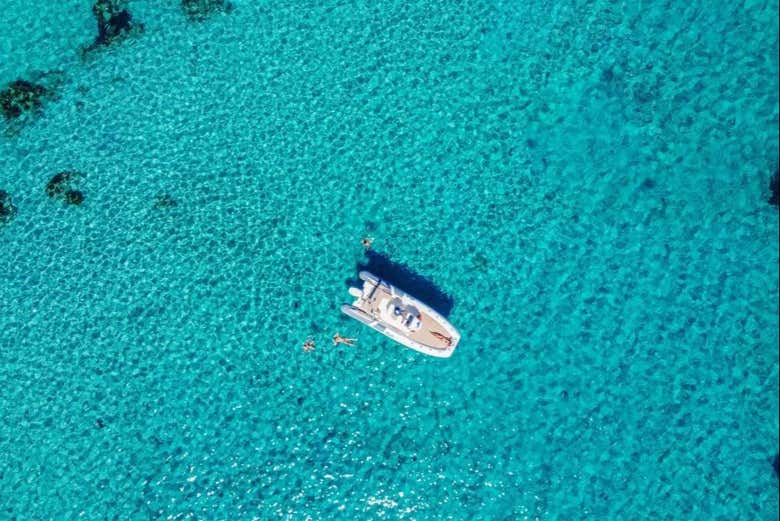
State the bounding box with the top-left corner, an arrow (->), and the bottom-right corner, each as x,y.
333,333 -> 357,346
431,331 -> 452,346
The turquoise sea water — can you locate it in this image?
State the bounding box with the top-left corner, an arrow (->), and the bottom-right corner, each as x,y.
1,1 -> 778,519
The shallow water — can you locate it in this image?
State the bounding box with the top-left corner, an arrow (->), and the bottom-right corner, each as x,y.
1,1 -> 778,519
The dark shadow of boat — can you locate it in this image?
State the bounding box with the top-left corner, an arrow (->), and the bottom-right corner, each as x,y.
346,250 -> 455,317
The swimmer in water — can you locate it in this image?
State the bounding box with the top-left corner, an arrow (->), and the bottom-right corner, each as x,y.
302,338 -> 316,352
333,333 -> 357,346
361,237 -> 374,250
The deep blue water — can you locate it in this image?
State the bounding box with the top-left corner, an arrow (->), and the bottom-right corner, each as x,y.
1,1 -> 778,519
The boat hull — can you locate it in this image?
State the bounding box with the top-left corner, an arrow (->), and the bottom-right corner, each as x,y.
341,271 -> 460,358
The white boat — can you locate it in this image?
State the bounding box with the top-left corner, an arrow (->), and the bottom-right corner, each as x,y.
341,271 -> 460,358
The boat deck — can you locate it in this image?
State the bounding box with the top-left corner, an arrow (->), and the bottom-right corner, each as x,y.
353,281 -> 454,351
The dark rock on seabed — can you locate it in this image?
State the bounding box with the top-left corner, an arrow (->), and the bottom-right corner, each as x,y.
182,0 -> 234,21
64,190 -> 85,206
0,80 -> 48,120
641,178 -> 656,190
0,72 -> 65,133
82,0 -> 143,55
46,172 -> 80,198
46,172 -> 86,206
0,190 -> 18,225
153,193 -> 177,209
